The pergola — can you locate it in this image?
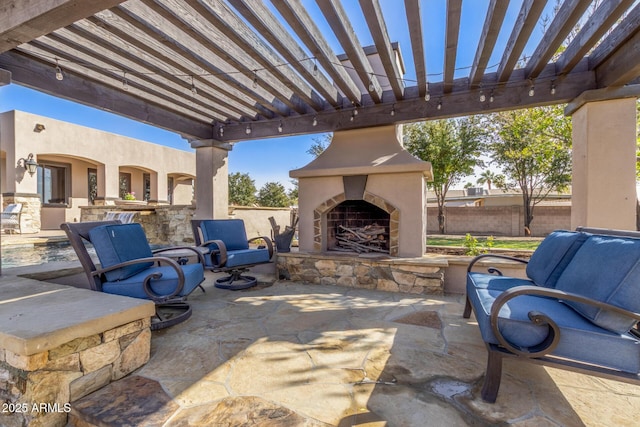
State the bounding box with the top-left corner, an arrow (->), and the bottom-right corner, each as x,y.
1,0 -> 639,227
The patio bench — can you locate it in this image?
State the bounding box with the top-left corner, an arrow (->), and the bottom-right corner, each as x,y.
463,227 -> 640,402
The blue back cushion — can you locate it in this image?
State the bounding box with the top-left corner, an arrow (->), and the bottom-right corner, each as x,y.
555,235 -> 640,333
89,223 -> 154,282
526,230 -> 589,288
201,219 -> 249,251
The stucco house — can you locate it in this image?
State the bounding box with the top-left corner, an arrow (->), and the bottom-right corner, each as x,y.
0,110 -> 196,232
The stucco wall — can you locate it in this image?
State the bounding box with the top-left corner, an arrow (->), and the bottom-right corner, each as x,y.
427,205 -> 571,237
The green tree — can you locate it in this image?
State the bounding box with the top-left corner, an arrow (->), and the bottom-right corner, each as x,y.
288,179 -> 299,205
307,134 -> 332,157
485,105 -> 572,235
405,117 -> 486,233
258,182 -> 291,207
229,172 -> 257,206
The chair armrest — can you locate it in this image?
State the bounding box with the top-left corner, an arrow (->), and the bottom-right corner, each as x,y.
467,253 -> 529,274
248,236 -> 274,258
489,285 -> 640,358
152,246 -> 206,265
93,256 -> 185,302
200,239 -> 227,267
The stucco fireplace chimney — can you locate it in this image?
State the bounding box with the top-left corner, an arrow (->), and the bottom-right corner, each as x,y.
290,125 -> 433,258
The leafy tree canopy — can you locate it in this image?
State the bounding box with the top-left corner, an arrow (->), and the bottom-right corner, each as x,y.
229,172 -> 257,206
258,181 -> 291,207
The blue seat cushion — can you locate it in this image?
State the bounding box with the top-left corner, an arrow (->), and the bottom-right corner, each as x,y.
526,230 -> 589,288
466,278 -> 640,373
212,248 -> 271,268
102,263 -> 204,300
201,219 -> 249,251
90,223 -> 154,282
555,235 -> 640,333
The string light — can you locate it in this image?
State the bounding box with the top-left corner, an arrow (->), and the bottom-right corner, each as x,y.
353,108 -> 358,116
390,104 -> 396,116
489,90 -> 494,103
479,89 -> 486,103
278,121 -> 283,133
350,111 -> 355,121
55,59 -> 63,81
312,58 -> 318,76
312,116 -> 318,126
368,73 -> 375,92
550,81 -> 556,95
424,83 -> 431,101
191,75 -> 197,95
245,124 -> 252,134
252,70 -> 258,88
437,99 -> 442,110
219,126 -> 224,137
122,71 -> 128,91
528,80 -> 535,97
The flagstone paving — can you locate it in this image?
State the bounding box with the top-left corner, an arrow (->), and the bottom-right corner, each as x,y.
68,276 -> 640,426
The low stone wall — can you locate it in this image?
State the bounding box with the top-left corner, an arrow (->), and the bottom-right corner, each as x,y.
0,319 -> 150,427
277,252 -> 447,295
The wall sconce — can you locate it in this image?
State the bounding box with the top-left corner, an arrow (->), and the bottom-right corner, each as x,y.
34,123 -> 46,132
17,153 -> 38,177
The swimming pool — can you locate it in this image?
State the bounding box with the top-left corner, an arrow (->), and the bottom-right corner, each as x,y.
0,241 -> 94,269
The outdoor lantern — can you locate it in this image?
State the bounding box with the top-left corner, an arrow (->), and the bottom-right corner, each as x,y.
17,153 -> 38,177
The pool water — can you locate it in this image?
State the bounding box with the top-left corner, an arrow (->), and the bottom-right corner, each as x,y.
1,242 -> 96,269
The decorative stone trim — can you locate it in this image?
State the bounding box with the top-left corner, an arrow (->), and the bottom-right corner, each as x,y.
313,191 -> 399,256
0,319 -> 151,427
277,252 -> 446,295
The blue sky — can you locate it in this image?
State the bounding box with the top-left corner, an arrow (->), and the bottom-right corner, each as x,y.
0,1 -> 557,191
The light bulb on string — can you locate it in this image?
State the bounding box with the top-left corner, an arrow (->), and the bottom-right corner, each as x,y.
528,81 -> 535,97
278,121 -> 283,133
390,104 -> 396,116
550,82 -> 556,95
252,71 -> 258,89
219,126 -> 224,137
424,82 -> 430,101
479,90 -> 486,102
55,59 -> 63,81
245,124 -> 252,135
437,100 -> 442,110
312,116 -> 318,126
489,90 -> 494,103
368,74 -> 375,92
122,71 -> 128,91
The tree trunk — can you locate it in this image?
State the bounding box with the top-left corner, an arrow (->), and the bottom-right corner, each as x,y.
438,205 -> 446,234
522,192 -> 533,236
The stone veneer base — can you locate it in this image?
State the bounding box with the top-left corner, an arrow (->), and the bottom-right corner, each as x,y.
276,252 -> 448,295
0,280 -> 155,427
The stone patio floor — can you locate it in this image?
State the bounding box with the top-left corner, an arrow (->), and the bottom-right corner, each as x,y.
63,270 -> 639,426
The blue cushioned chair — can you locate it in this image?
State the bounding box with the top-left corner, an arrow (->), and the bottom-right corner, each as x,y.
191,219 -> 273,290
464,228 -> 640,403
62,221 -> 205,330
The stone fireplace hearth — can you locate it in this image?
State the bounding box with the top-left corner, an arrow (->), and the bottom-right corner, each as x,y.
290,125 -> 432,258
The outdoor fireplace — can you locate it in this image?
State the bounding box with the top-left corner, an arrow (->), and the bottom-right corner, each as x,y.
290,125 -> 433,258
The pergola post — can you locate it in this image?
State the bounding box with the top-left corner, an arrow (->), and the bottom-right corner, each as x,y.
193,145 -> 229,219
570,97 -> 637,230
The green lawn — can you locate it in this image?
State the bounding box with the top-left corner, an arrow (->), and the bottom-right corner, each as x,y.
427,236 -> 541,251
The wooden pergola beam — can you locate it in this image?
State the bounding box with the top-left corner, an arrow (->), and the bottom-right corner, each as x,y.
443,0 -> 462,94
589,3 -> 640,69
0,50 -> 213,140
524,0 -> 592,80
469,0 -> 510,88
556,0 -> 634,75
359,0 -> 404,100
228,0 -> 342,108
273,0 -> 362,105
316,0 -> 383,104
404,0 -> 427,97
497,0 -> 547,83
595,28 -> 640,87
0,0 -> 125,53
213,68 -> 596,142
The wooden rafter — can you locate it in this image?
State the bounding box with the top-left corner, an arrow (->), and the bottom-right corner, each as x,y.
0,50 -> 213,139
469,0 -> 510,88
556,0 -> 634,75
359,0 -> 404,100
228,0 -> 342,108
524,0 -> 592,80
272,0 -> 362,105
137,0 -> 308,116
317,0 -> 383,104
497,0 -> 547,83
404,0 -> 427,97
184,0 -> 325,112
443,0 -> 462,94
595,28 -> 640,87
589,3 -> 640,69
0,0 -> 126,53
